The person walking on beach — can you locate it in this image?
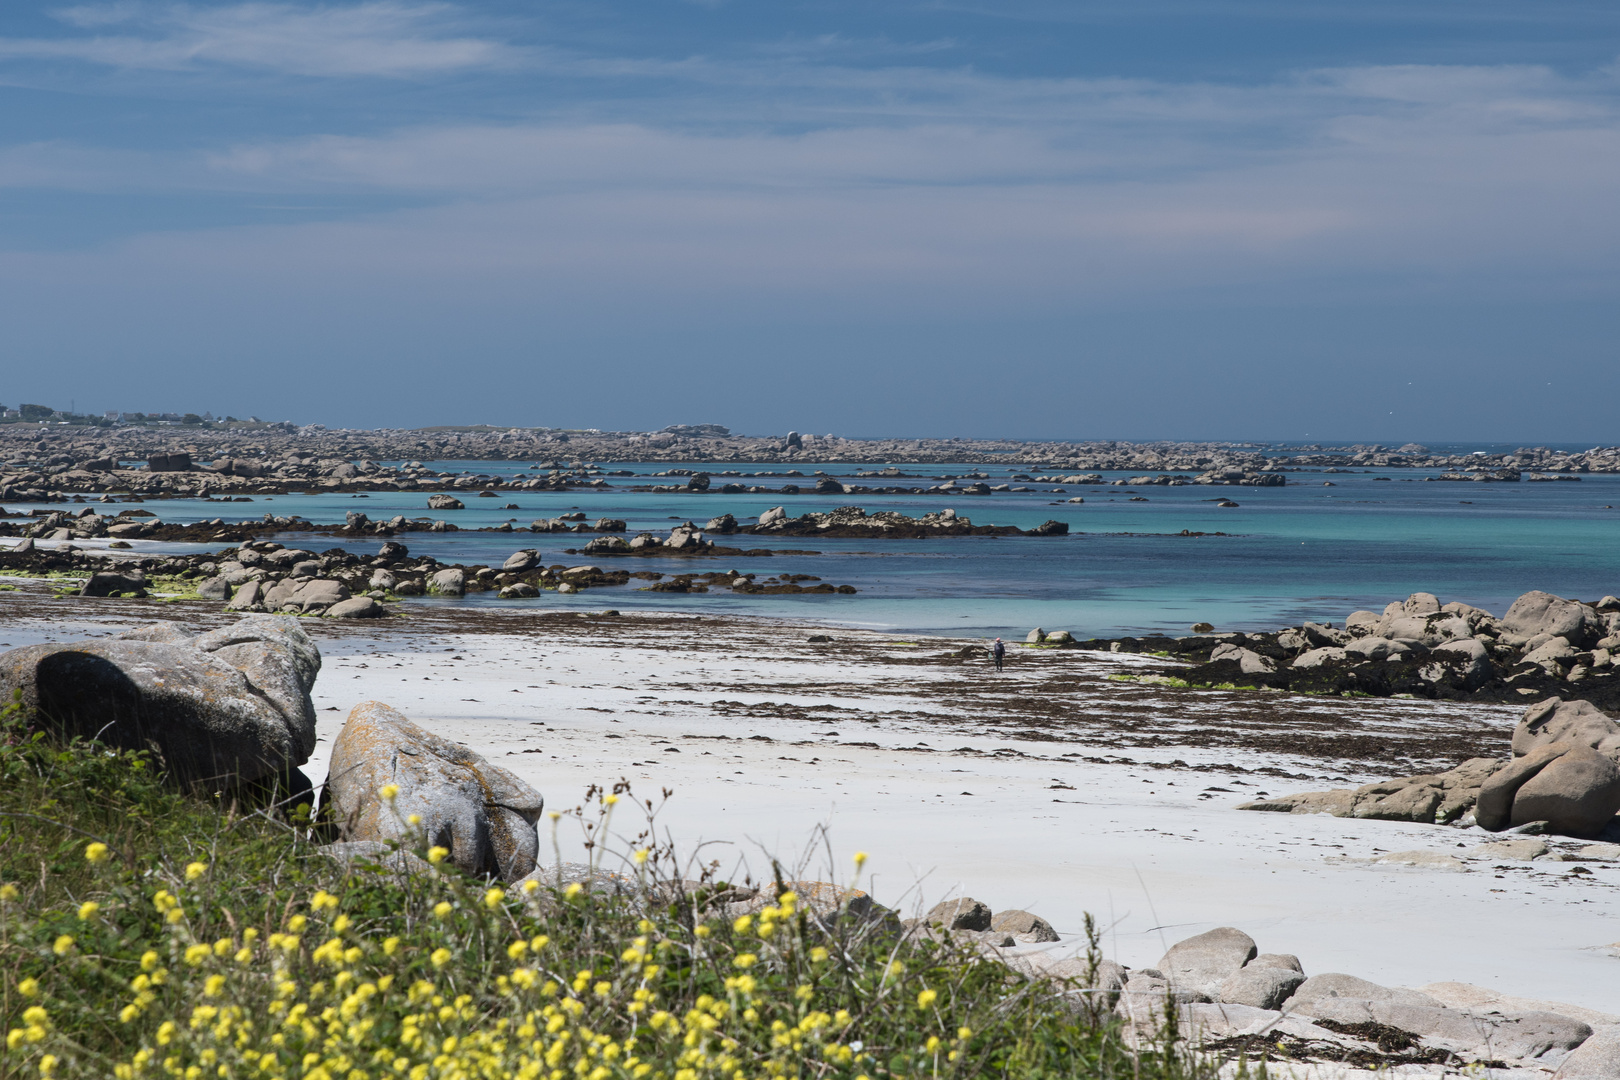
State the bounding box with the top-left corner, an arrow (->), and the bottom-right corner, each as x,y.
991,637 -> 1005,672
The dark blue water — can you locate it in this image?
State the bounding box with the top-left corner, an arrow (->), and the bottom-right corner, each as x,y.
13,460 -> 1618,638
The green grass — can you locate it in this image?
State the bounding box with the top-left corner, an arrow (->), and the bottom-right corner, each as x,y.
0,701 -> 1222,1080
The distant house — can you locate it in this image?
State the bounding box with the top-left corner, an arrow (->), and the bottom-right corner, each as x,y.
104,410 -> 120,420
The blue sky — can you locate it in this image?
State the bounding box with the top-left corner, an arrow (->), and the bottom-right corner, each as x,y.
1,0 -> 1617,440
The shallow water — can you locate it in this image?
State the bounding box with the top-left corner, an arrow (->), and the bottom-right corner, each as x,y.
10,459 -> 1619,638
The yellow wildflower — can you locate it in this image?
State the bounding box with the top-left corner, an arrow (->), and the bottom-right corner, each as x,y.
84,842 -> 110,864
184,861 -> 208,881
77,901 -> 99,921
380,783 -> 400,802
52,935 -> 74,956
427,846 -> 449,865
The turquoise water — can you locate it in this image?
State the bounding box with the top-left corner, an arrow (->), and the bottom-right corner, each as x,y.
11,460 -> 1619,638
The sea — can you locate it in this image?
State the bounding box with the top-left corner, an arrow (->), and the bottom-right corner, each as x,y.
8,446 -> 1619,640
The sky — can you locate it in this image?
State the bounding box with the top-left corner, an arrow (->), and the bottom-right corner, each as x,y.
1,0 -> 1618,441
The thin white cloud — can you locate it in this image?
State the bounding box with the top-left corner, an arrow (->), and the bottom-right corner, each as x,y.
0,1 -> 514,76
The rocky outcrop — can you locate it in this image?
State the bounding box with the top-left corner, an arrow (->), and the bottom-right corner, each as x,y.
1089,590 -> 1620,708
1106,927 -> 1605,1071
0,615 -> 319,788
1239,757 -> 1501,825
746,506 -> 1029,538
324,701 -> 544,881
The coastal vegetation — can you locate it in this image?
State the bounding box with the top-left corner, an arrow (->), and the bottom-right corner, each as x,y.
0,706 -> 1208,1080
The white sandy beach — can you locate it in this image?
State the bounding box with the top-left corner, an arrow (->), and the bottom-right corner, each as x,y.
3,584 -> 1617,1018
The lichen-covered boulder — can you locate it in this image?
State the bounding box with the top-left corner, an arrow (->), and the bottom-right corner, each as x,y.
325,702 -> 543,881
0,615 -> 319,787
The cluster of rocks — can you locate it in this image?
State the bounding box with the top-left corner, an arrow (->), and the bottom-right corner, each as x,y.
1096,926 -> 1611,1072
7,426 -> 1615,503
1243,695 -> 1620,838
1084,589 -> 1620,708
744,505 -> 1066,538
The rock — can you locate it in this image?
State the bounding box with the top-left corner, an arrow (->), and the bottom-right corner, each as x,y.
1212,643 -> 1276,672
427,493 -> 464,511
287,578 -> 349,613
1293,646 -> 1349,668
1045,630 -> 1074,645
1249,953 -> 1304,973
686,474 -> 711,491
498,583 -> 539,599
192,615 -> 320,750
988,909 -> 1059,943
1428,637 -> 1495,687
1305,997 -> 1591,1062
502,549 -> 540,572
813,476 -> 844,494
0,615 -> 319,786
1556,1026 -> 1620,1077
79,571 -> 147,598
1191,622 -> 1214,633
1030,520 -> 1069,536
758,506 -> 787,527
1511,745 -> 1620,837
325,597 -> 384,619
146,452 -> 191,472
1404,591 -> 1442,615
1514,698 -> 1620,758
926,897 -> 992,931
704,514 -> 738,533
1238,650 -> 1276,674
369,569 -> 396,592
583,536 -> 630,554
1156,927 -> 1257,999
1240,757 -> 1500,825
1344,637 -> 1414,660
428,568 -> 466,596
1503,591 -> 1601,647
1477,740 -> 1620,836
325,701 -> 544,881
1374,850 -> 1468,870
1217,966 -> 1306,1010
1478,743 -> 1570,830
1577,843 -> 1620,861
1467,838 -> 1549,861
226,579 -> 262,611
594,519 -> 627,533
378,541 -> 409,561
1288,973 -> 1440,1012
1026,628 -> 1046,643
196,576 -> 232,601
